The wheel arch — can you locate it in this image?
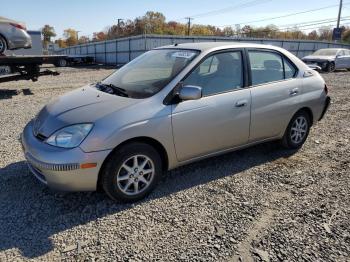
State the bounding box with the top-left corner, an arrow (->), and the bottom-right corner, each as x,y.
296,107 -> 314,125
0,33 -> 9,50
97,136 -> 169,189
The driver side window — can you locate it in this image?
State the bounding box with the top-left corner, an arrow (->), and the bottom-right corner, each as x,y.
183,51 -> 243,96
338,50 -> 345,56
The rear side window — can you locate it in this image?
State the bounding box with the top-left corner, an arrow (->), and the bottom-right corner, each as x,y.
284,59 -> 297,79
248,51 -> 296,85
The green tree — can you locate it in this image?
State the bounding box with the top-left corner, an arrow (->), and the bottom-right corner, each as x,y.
55,38 -> 67,48
92,31 -> 107,41
42,25 -> 56,47
308,30 -> 318,40
78,36 -> 90,44
222,26 -> 235,36
142,11 -> 166,34
63,28 -> 78,46
342,27 -> 350,43
318,26 -> 332,41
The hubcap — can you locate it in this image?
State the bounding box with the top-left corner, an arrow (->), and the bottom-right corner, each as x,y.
290,116 -> 308,144
116,155 -> 155,196
0,40 -> 4,51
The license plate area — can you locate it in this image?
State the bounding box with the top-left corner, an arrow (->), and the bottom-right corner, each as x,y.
0,66 -> 11,76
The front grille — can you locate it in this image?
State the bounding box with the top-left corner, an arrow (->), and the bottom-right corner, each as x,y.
305,60 -> 326,67
25,153 -> 80,172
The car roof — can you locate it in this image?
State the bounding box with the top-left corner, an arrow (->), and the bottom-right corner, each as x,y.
318,48 -> 348,51
156,41 -> 282,52
0,16 -> 21,24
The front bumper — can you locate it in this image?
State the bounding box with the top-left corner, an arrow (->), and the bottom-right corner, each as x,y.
319,96 -> 331,121
21,120 -> 111,191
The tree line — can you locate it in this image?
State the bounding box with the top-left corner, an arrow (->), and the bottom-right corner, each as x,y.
41,11 -> 350,48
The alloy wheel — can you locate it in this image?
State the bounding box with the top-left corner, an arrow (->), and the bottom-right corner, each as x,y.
328,62 -> 335,72
290,116 -> 308,144
0,39 -> 5,52
116,155 -> 155,196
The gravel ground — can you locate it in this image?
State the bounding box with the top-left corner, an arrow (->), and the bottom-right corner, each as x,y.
0,66 -> 349,261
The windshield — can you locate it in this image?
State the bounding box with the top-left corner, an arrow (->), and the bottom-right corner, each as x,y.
312,49 -> 339,56
101,49 -> 199,98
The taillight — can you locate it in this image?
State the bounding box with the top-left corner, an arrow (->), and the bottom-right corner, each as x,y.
10,23 -> 26,30
324,84 -> 328,95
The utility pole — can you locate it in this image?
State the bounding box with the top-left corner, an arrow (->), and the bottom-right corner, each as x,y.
185,17 -> 193,36
76,31 -> 81,41
337,0 -> 343,28
117,18 -> 124,38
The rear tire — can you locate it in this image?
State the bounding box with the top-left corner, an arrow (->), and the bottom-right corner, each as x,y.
0,35 -> 7,54
55,58 -> 67,67
101,142 -> 162,202
281,111 -> 311,149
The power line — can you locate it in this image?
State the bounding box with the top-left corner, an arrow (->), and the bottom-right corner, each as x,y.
278,16 -> 350,30
176,0 -> 273,21
278,17 -> 347,28
279,22 -> 350,35
217,2 -> 350,28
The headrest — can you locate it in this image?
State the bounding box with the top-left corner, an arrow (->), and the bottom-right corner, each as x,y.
264,60 -> 281,70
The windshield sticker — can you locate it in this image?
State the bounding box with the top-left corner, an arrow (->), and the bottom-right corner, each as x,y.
172,51 -> 196,59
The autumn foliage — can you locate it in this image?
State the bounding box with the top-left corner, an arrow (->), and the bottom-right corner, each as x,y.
51,11 -> 350,48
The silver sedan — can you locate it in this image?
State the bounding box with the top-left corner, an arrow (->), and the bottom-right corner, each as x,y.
0,16 -> 32,54
21,42 -> 330,202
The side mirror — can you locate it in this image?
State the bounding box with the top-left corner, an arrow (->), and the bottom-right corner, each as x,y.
178,85 -> 202,101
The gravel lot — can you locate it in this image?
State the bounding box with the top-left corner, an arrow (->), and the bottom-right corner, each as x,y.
0,66 -> 349,261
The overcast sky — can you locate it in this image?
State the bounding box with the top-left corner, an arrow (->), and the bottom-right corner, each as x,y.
2,0 -> 349,38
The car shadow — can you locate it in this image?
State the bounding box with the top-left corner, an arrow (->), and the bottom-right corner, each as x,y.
0,142 -> 296,258
0,89 -> 33,99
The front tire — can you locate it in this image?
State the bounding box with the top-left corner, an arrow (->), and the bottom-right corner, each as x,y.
101,142 -> 162,202
282,111 -> 311,149
0,35 -> 7,54
326,62 -> 335,73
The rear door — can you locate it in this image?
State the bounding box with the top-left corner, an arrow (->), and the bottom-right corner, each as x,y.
171,50 -> 251,162
248,49 -> 301,142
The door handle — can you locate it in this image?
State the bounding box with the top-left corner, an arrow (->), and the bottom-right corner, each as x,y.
289,88 -> 299,96
235,100 -> 248,108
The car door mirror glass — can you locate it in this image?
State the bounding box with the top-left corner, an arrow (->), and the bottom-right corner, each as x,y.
179,85 -> 202,101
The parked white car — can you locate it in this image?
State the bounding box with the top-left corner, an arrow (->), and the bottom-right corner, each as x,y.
0,16 -> 32,54
302,48 -> 350,72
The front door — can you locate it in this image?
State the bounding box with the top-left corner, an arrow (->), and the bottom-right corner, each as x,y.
171,50 -> 251,162
335,50 -> 350,69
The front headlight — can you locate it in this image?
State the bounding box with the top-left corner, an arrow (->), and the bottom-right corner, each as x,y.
46,124 -> 93,148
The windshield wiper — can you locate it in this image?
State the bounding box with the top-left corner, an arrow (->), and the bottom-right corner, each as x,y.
96,82 -> 129,97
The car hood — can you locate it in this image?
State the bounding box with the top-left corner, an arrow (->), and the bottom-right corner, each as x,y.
33,85 -> 140,137
302,55 -> 335,61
